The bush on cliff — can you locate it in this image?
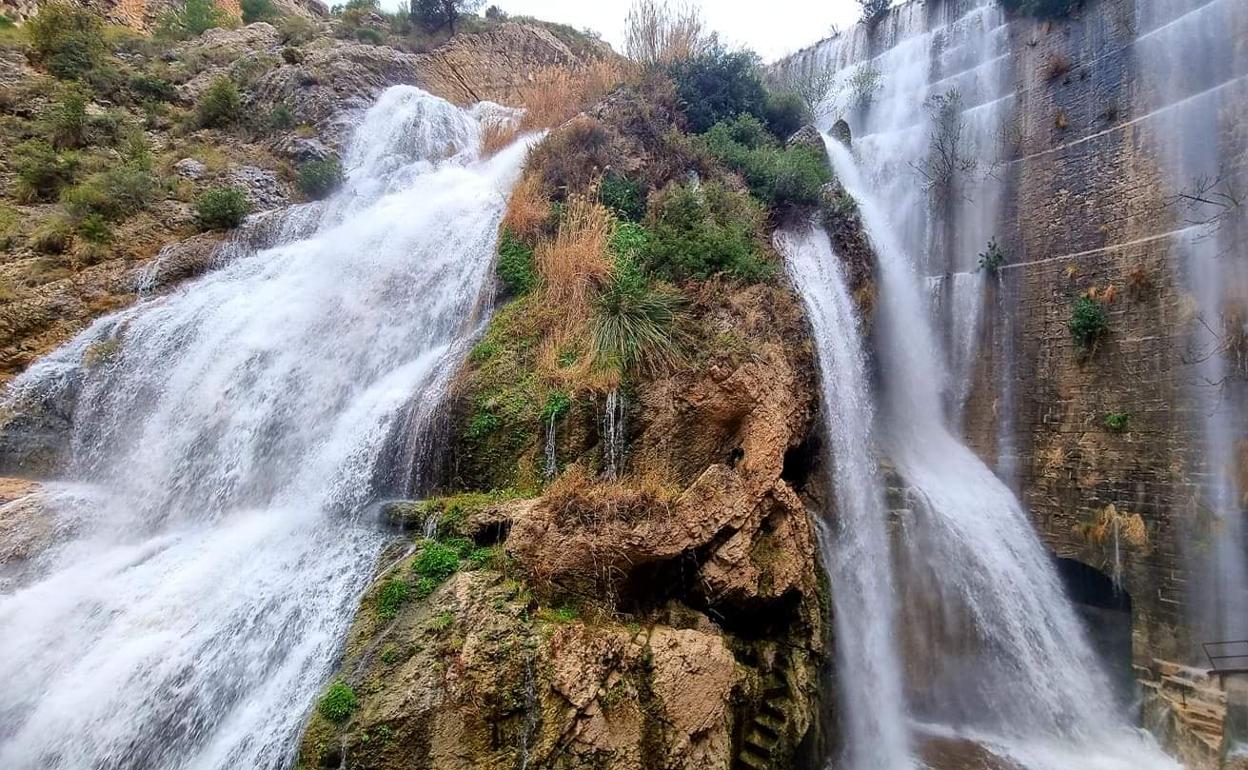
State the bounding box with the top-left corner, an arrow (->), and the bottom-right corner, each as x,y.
197,78 -> 242,128
157,0 -> 234,41
241,0 -> 278,24
668,47 -> 766,134
496,229 -> 538,296
593,251 -> 685,373
195,187 -> 250,230
701,114 -> 830,209
13,141 -> 80,203
999,0 -> 1084,18
644,180 -> 772,283
27,3 -> 108,80
296,160 -> 344,201
317,682 -> 357,724
1069,295 -> 1108,352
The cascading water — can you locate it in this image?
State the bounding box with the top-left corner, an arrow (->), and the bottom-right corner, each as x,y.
784,0 -> 1014,424
0,85 -> 531,770
1132,0 -> 1248,644
822,135 -> 1179,770
602,389 -> 625,480
774,225 -> 912,770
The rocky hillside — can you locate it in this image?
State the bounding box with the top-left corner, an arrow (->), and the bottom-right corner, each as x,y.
0,4 -> 880,769
0,3 -> 601,384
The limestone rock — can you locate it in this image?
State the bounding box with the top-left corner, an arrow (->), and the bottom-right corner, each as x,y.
229,165 -> 289,210
131,232 -> 225,292
173,158 -> 207,180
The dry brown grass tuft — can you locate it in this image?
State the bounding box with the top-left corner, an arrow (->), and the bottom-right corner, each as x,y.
543,464 -> 674,528
534,191 -> 612,319
518,59 -> 634,131
479,120 -> 522,158
1074,503 -> 1150,549
502,171 -> 550,242
623,0 -> 713,66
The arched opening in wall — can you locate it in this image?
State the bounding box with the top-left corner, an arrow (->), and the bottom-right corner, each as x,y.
1055,557 -> 1135,710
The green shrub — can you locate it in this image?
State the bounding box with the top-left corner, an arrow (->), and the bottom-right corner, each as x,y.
496,230 -> 537,296
762,89 -> 808,141
376,578 -> 409,619
241,0 -> 278,23
42,86 -> 89,149
27,3 -> 107,79
296,159 -> 344,200
600,172 -> 645,222
195,187 -> 250,230
268,103 -> 295,129
77,214 -> 113,244
30,215 -> 75,254
667,48 -> 767,134
645,181 -> 771,283
13,140 -> 79,202
1104,412 -> 1130,432
158,0 -> 232,40
541,391 -> 572,422
467,546 -> 498,570
413,576 -> 440,599
978,238 -> 1007,272
63,161 -> 159,221
278,14 -> 319,44
1069,296 -> 1108,352
593,255 -> 684,372
197,77 -> 242,128
128,73 -> 178,103
354,27 -> 384,44
700,114 -> 830,209
318,682 -> 357,724
411,540 -> 459,583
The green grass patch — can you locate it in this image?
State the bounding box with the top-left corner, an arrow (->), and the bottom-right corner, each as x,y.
376,578 -> 409,619
700,114 -> 830,209
496,229 -> 537,296
318,681 -> 357,724
644,180 -> 773,283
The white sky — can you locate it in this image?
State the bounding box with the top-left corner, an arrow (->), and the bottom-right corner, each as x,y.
388,1 -> 865,63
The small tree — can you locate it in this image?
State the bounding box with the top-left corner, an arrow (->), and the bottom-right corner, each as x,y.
241,0 -> 277,23
858,0 -> 891,24
410,0 -> 482,34
158,0 -> 232,40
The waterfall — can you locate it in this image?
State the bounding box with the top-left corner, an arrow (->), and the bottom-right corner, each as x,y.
0,86 -> 532,770
1132,0 -> 1248,644
774,225 -> 912,770
823,136 -> 1178,769
602,388 -> 625,480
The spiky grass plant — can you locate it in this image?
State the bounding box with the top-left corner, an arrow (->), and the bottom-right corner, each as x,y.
592,255 -> 684,374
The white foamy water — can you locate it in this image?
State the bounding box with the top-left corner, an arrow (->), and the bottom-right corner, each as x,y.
775,224 -> 913,770
1133,0 -> 1248,645
0,86 -> 531,770
822,135 -> 1179,770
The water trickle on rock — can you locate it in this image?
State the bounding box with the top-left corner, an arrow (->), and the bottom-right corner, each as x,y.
0,86 -> 531,770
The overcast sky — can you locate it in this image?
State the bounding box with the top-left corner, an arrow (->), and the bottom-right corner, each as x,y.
394,1 -> 866,62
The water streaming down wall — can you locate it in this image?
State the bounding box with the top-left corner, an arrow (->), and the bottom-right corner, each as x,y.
822,136 -> 1180,768
784,0 -> 1015,429
1132,0 -> 1248,644
0,86 -> 531,770
774,225 -> 913,770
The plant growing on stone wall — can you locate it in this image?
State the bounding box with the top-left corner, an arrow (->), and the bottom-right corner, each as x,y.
1068,295 -> 1108,352
376,578 -> 409,619
857,0 -> 891,25
977,238 -> 1007,273
910,89 -> 981,204
846,64 -> 883,109
999,0 -> 1084,19
1103,411 -> 1130,432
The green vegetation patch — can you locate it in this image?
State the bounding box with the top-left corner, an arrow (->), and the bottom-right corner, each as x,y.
318,681 -> 357,723
495,229 -> 537,296
1104,411 -> 1130,432
700,114 -> 830,209
376,578 -> 409,619
195,187 -> 250,230
296,159 -> 344,201
643,180 -> 773,283
1069,296 -> 1108,352
197,77 -> 242,129
411,540 -> 460,584
27,2 -> 107,80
